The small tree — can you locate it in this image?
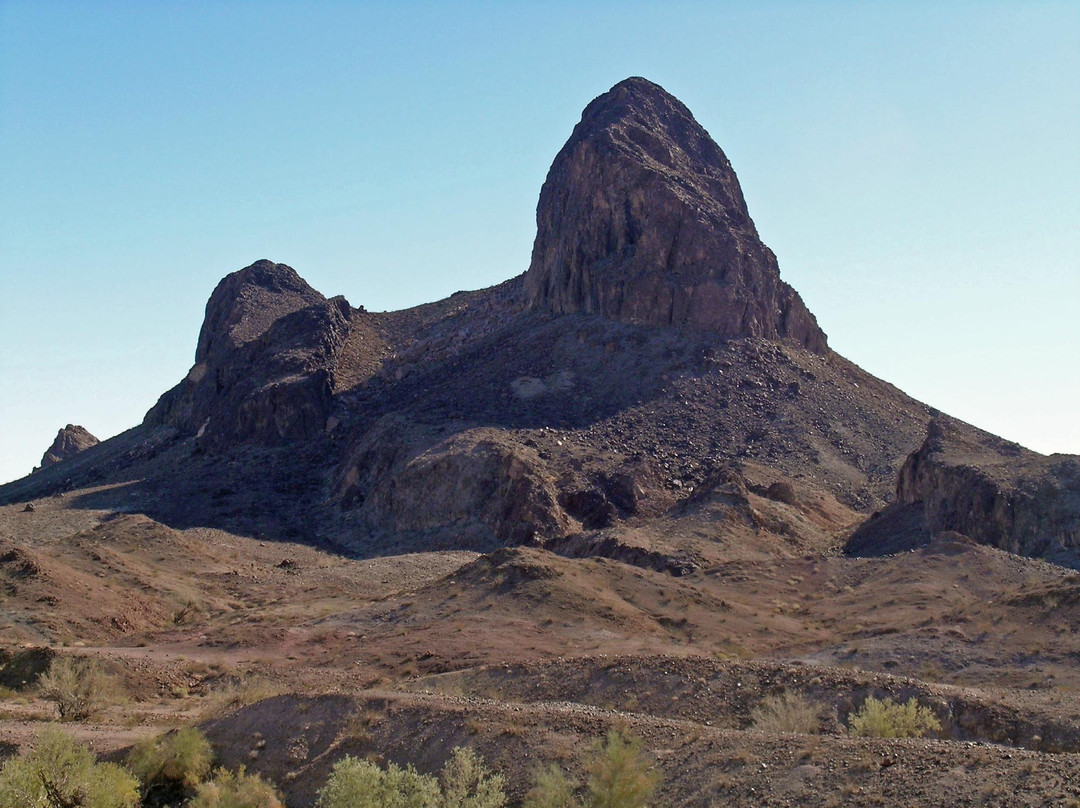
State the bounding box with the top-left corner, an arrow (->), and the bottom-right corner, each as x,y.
525,764 -> 581,808
188,766 -> 284,808
585,730 -> 657,808
848,696 -> 941,739
37,656 -> 118,720
526,730 -> 658,808
0,725 -> 139,808
128,726 -> 214,803
441,746 -> 507,808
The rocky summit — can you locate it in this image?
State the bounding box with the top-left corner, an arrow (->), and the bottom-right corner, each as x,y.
525,77 -> 827,352
36,424 -> 98,469
5,78 -> 1080,808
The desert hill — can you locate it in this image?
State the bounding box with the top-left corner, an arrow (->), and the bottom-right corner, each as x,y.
2,77 -> 1080,806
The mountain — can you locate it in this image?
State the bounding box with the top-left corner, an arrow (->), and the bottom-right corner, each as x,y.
3,77 -> 1078,569
6,77 -> 1080,808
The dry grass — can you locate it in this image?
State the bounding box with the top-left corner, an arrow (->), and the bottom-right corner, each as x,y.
199,675 -> 284,720
749,691 -> 821,734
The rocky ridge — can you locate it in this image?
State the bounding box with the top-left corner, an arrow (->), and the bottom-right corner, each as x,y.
848,418 -> 1080,565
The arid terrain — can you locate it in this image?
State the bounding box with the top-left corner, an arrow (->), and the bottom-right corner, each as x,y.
3,78 -> 1080,806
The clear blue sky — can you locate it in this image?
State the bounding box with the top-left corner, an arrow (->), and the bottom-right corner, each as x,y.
1,1 -> 1077,484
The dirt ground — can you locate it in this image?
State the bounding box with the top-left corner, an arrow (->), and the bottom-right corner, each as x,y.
4,492 -> 1080,807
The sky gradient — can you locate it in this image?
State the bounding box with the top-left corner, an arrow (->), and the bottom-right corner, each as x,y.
1,1 -> 1077,484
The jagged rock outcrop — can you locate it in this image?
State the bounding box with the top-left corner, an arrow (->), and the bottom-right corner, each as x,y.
145,260 -> 352,448
848,418 -> 1080,566
524,77 -> 827,353
37,425 -> 98,468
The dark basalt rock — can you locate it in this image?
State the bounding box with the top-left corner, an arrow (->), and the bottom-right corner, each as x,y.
38,425 -> 99,468
145,260 -> 352,448
524,77 -> 827,353
848,418 -> 1080,566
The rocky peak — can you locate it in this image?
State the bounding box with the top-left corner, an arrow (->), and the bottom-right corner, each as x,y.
524,77 -> 827,353
145,260 -> 349,447
39,424 -> 98,468
195,259 -> 326,364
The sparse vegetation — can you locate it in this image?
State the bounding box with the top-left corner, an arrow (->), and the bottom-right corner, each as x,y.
201,675 -> 283,719
0,725 -> 139,808
37,656 -> 120,720
316,755 -> 440,808
526,765 -> 580,808
189,766 -> 284,808
750,690 -> 821,734
127,726 -> 214,802
441,746 -> 507,808
525,730 -> 658,808
847,696 -> 941,739
317,746 -> 506,808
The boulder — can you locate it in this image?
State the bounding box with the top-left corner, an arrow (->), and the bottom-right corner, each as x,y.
355,429 -> 572,547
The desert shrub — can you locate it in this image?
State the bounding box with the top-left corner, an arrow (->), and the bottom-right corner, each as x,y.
317,746 -> 506,808
316,755 -> 440,808
525,764 -> 581,808
0,725 -> 140,808
847,696 -> 941,739
128,725 -> 214,800
189,766 -> 284,808
527,730 -> 658,808
585,730 -> 657,808
441,746 -> 507,808
37,656 -> 120,720
750,691 -> 820,734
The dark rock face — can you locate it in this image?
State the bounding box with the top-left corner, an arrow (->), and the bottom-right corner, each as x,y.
38,425 -> 99,468
145,260 -> 351,448
336,420 -> 571,548
850,418 -> 1080,566
524,77 -> 827,353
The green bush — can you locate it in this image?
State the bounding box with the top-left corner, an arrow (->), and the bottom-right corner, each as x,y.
0,725 -> 139,808
585,730 -> 657,808
37,656 -> 119,720
128,725 -> 214,801
847,695 -> 941,738
316,756 -> 440,808
526,730 -> 658,808
189,766 -> 284,808
525,764 -> 580,808
441,746 -> 507,808
750,691 -> 820,734
317,746 -> 506,808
